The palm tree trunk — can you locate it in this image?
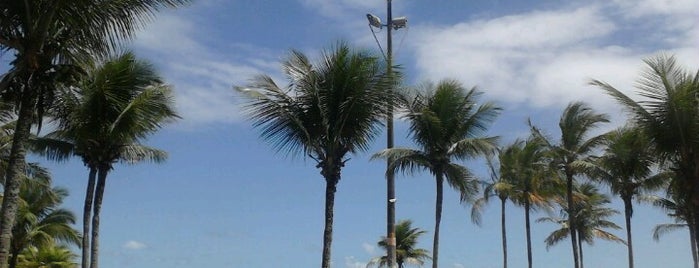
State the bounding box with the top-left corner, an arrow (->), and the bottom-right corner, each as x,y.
689,221 -> 698,268
693,193 -> 699,268
500,197 -> 507,268
623,198 -> 634,268
321,177 -> 339,268
566,170 -> 580,268
432,174 -> 444,268
578,231 -> 584,268
524,197 -> 532,268
90,168 -> 108,268
0,90 -> 37,268
8,245 -> 20,268
83,168 -> 97,268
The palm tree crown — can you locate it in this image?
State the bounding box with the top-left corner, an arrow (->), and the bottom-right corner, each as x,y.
367,220 -> 431,268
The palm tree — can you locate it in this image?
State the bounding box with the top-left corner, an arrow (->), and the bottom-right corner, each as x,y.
236,43 -> 394,268
367,220 -> 431,268
0,1 -> 189,266
586,126 -> 667,268
33,52 -> 178,268
471,156 -> 514,268
651,182 -> 698,267
500,136 -> 555,268
373,79 -> 500,268
538,183 -> 626,268
591,54 -> 699,249
16,244 -> 78,268
531,102 -> 609,268
9,167 -> 80,268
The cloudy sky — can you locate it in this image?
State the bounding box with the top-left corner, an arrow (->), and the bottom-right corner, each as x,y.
4,0 -> 699,267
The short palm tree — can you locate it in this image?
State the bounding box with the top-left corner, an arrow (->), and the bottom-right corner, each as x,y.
16,244 -> 78,268
0,1 -> 189,266
531,102 -> 609,268
586,126 -> 667,268
236,42 -> 394,268
471,155 -> 514,268
374,79 -> 500,268
367,220 -> 431,268
591,54 -> 699,249
33,52 -> 178,268
9,167 -> 81,268
539,183 -> 625,268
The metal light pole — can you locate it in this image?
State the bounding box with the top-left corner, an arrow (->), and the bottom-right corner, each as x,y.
367,2 -> 406,267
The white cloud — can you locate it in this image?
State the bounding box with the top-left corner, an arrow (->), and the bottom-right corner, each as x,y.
132,13 -> 281,127
362,242 -> 376,255
453,263 -> 465,268
410,3 -> 699,115
345,256 -> 367,268
123,240 -> 147,250
299,0 -> 384,20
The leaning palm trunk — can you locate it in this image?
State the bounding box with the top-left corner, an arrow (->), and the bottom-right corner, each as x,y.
83,168 -> 97,268
90,167 -> 109,268
500,197 -> 507,268
623,198 -> 634,268
577,230 -> 584,268
0,92 -> 37,268
433,174 -> 444,268
690,213 -> 699,268
524,198 -> 532,268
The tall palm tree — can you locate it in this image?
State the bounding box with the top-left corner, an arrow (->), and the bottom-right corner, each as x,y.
9,167 -> 80,268
592,54 -> 699,251
586,126 -> 667,268
33,52 -> 178,268
531,102 -> 609,268
471,155 -> 514,268
0,1 -> 189,266
538,183 -> 626,268
16,244 -> 78,268
367,219 -> 431,268
236,43 -> 394,268
374,80 -> 500,268
500,136 -> 555,268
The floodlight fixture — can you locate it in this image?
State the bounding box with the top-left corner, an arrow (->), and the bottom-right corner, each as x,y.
391,17 -> 407,29
366,13 -> 382,28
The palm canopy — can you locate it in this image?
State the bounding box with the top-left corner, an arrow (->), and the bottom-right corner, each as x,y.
470,155 -> 514,225
237,42 -> 394,171
0,0 -> 190,122
33,51 -> 177,169
368,220 -> 431,268
539,183 -> 625,248
9,167 -> 81,268
16,244 -> 78,268
374,79 -> 500,200
592,55 -> 699,166
592,127 -> 666,198
500,136 -> 556,209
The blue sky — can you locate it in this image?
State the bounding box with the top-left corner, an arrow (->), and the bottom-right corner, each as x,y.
3,0 -> 699,267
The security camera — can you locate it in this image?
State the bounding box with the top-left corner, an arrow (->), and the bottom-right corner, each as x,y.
391,17 -> 407,29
